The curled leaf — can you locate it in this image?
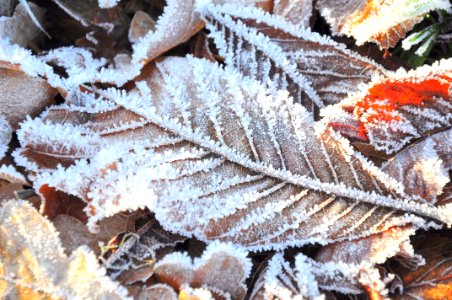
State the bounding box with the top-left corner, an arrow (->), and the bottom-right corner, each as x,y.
154,241 -> 251,300
132,0 -> 205,65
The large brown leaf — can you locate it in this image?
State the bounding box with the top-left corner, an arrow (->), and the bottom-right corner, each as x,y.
15,56 -> 451,251
200,4 -> 386,114
316,0 -> 451,49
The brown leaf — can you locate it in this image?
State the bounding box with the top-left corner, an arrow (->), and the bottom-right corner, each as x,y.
154,242 -> 251,300
0,2 -> 46,47
202,4 -> 386,113
0,165 -> 28,201
129,11 -> 156,43
16,56 -> 451,251
0,65 -> 56,130
138,283 -> 177,300
382,129 -> 451,204
316,0 -> 451,49
323,61 -> 452,156
273,0 -> 313,28
392,231 -> 452,299
54,210 -> 146,255
315,226 -> 422,296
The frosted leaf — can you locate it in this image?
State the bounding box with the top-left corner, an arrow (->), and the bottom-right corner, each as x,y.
210,0 -> 274,12
0,116 -> 11,160
0,2 -> 46,47
273,0 -> 313,28
316,226 -> 420,266
129,11 -> 156,43
154,241 -> 251,300
382,129 -> 451,204
391,231 -> 452,299
104,219 -> 185,279
0,200 -> 130,299
250,253 -> 324,299
15,56 -> 452,251
138,283 -> 178,300
0,62 -> 56,130
315,226 -> 424,296
131,0 -> 205,65
200,4 -> 386,113
0,164 -> 26,184
316,0 -> 451,49
0,164 -> 28,201
54,211 -> 145,256
323,59 -> 452,155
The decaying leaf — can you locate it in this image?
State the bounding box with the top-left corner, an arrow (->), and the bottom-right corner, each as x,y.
105,219 -> 185,280
392,231 -> 452,299
53,211 -> 145,255
382,129 -> 451,204
15,56 -> 452,251
0,200 -> 130,299
273,0 -> 313,28
323,59 -> 452,155
0,63 -> 56,130
201,4 -> 386,113
316,0 -> 452,49
154,241 -> 251,300
0,2 -> 46,47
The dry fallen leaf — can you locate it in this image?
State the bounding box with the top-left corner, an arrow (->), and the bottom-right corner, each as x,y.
154,241 -> 251,300
15,56 -> 452,251
202,4 -> 386,113
0,63 -> 56,130
392,231 -> 452,299
323,60 -> 452,156
273,0 -> 313,28
0,2 -> 46,47
316,0 -> 451,49
0,200 -> 130,299
382,129 -> 451,204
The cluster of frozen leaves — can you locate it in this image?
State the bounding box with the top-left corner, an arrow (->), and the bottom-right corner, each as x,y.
0,0 -> 452,299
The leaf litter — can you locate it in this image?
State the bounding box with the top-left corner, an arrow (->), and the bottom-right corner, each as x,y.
0,1 -> 451,299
